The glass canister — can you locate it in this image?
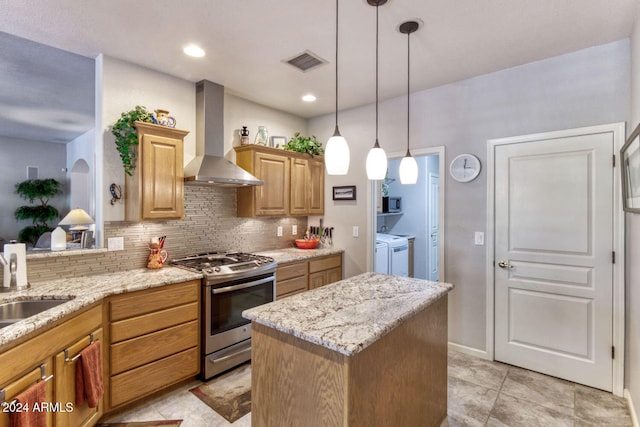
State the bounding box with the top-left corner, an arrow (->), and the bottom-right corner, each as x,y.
255,126 -> 268,145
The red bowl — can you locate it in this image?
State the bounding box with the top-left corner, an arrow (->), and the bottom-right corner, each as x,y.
295,239 -> 319,249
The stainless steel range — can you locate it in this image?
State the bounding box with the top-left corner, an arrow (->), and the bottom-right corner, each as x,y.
171,251 -> 276,379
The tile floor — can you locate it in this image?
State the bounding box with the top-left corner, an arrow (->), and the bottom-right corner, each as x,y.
102,349 -> 633,426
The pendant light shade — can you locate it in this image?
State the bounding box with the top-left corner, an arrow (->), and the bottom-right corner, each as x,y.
366,141 -> 387,179
399,153 -> 418,184
366,0 -> 388,180
399,20 -> 419,185
326,129 -> 350,175
325,0 -> 350,175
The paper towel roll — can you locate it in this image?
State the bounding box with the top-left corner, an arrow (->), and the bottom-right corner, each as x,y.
3,243 -> 28,288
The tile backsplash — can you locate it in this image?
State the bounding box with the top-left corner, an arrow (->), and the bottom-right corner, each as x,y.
17,186 -> 307,284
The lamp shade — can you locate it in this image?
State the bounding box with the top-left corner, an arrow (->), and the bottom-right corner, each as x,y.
399,155 -> 418,184
325,134 -> 350,175
366,145 -> 388,180
58,208 -> 94,227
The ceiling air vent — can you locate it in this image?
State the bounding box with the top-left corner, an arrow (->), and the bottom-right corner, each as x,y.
284,50 -> 327,72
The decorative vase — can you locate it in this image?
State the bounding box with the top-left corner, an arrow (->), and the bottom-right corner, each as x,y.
154,109 -> 176,128
255,126 -> 268,145
240,126 -> 250,145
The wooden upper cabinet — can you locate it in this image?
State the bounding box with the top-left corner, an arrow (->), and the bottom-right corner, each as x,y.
307,158 -> 324,215
235,145 -> 324,217
125,122 -> 189,221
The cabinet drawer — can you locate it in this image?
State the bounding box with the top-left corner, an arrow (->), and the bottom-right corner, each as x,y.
110,320 -> 198,375
109,280 -> 199,321
110,302 -> 198,343
277,276 -> 307,298
309,254 -> 342,274
277,261 -> 307,281
110,347 -> 198,408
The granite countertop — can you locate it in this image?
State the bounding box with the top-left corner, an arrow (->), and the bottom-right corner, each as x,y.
243,272 -> 454,356
0,248 -> 341,348
256,246 -> 343,263
0,267 -> 202,347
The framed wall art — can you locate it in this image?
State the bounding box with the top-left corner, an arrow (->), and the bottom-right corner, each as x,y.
621,122 -> 640,213
332,185 -> 356,201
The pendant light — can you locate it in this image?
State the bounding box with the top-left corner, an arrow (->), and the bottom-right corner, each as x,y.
325,0 -> 350,175
365,0 -> 388,180
399,21 -> 419,185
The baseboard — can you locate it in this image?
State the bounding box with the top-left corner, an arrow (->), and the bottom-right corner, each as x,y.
625,389 -> 639,427
448,342 -> 490,360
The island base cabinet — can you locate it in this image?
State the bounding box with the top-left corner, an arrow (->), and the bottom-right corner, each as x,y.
251,296 -> 448,427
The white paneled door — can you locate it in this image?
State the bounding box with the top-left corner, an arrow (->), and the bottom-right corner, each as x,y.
494,128 -> 615,391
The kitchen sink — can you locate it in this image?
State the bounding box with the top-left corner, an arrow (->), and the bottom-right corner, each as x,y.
0,299 -> 72,328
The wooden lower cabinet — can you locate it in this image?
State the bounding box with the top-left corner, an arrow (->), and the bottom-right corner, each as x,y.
276,260 -> 308,299
54,329 -> 104,427
277,253 -> 343,297
309,254 -> 343,290
0,361 -> 54,427
0,304 -> 102,427
105,280 -> 200,411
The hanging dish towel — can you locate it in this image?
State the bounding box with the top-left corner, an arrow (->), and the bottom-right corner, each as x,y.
75,341 -> 104,408
9,380 -> 47,427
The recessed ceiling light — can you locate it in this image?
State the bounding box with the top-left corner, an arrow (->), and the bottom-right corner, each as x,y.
183,44 -> 205,58
302,94 -> 317,102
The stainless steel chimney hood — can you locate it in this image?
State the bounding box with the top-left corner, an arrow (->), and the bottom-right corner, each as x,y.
184,80 -> 263,187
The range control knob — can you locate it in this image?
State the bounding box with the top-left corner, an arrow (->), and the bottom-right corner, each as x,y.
214,266 -> 221,273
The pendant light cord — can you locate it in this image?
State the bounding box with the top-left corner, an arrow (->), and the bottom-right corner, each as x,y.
406,28 -> 411,157
334,0 -> 339,133
375,3 -> 379,144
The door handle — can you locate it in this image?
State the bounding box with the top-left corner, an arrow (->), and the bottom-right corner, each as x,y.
498,260 -> 514,269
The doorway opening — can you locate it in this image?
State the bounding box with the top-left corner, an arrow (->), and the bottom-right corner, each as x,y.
370,147 -> 445,281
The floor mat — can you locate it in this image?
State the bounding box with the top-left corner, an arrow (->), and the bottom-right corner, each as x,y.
189,363 -> 251,423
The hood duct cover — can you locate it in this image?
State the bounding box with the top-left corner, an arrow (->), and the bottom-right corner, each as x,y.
184,80 -> 263,187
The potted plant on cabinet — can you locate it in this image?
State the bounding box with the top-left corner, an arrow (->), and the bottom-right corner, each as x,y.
112,105 -> 154,176
283,132 -> 324,157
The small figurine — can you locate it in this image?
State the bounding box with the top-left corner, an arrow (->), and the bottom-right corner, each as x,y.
240,126 -> 250,145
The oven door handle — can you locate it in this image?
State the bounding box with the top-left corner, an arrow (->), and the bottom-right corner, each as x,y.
212,276 -> 274,294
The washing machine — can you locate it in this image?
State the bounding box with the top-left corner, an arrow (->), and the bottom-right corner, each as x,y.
376,233 -> 409,277
375,240 -> 389,274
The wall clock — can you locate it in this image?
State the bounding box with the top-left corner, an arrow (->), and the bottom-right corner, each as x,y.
449,154 -> 481,183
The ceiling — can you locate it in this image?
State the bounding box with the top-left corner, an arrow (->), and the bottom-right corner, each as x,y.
0,0 -> 637,142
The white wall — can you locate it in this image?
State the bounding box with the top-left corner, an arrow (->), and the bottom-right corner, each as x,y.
626,4 -> 640,415
224,93 -> 307,163
100,56 -> 196,222
309,40 -> 630,352
0,137 -> 67,242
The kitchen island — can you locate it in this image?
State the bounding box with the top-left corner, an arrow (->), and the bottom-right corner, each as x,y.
243,272 -> 454,427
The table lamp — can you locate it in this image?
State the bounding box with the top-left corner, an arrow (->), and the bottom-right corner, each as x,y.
58,208 -> 94,242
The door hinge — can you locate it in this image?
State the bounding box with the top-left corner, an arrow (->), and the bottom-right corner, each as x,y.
613,154 -> 616,168
612,346 -> 615,359
612,251 -> 616,264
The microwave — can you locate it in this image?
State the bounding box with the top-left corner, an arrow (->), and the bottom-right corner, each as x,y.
383,197 -> 401,213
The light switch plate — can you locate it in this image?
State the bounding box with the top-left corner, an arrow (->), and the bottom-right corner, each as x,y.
352,226 -> 359,238
474,232 -> 484,246
292,225 -> 297,235
277,226 -> 283,237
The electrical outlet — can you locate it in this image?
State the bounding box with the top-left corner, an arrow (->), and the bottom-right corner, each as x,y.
352,226 -> 359,238
474,232 -> 484,246
108,236 -> 124,251
277,226 -> 283,237
292,225 -> 297,235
